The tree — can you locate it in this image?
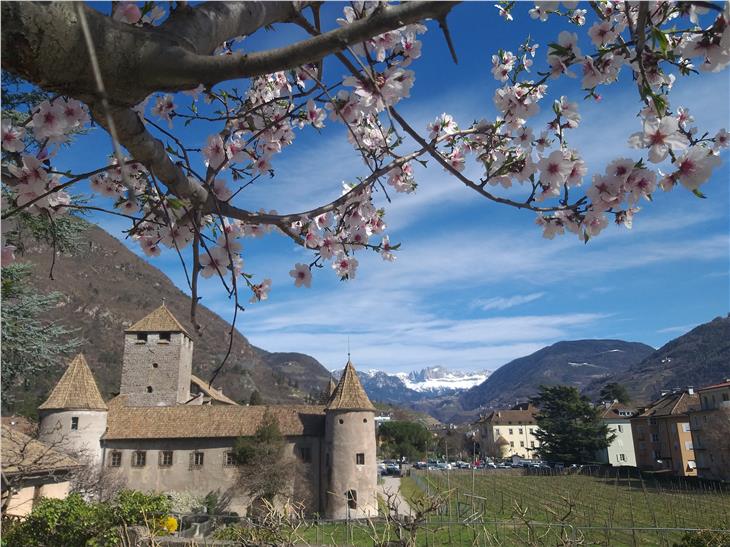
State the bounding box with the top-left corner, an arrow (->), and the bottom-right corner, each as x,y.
1,2 -> 728,372
378,420 -> 431,461
248,390 -> 263,406
1,263 -> 81,411
600,382 -> 631,404
233,410 -> 297,507
530,385 -> 614,464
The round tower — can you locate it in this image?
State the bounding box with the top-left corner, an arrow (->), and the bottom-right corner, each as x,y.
324,360 -> 377,520
38,353 -> 108,469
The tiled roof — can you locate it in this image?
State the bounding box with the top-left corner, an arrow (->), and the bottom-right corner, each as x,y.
479,408 -> 537,425
599,402 -> 636,419
125,304 -> 188,335
103,396 -> 325,440
326,360 -> 375,411
698,380 -> 730,392
38,354 -> 107,411
1,426 -> 80,476
635,391 -> 700,418
190,375 -> 238,405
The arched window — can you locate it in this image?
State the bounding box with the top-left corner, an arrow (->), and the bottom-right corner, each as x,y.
346,490 -> 357,509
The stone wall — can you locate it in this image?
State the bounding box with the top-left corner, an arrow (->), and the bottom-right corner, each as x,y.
119,332 -> 192,406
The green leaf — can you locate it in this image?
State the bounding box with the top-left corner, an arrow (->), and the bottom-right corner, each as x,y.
651,27 -> 669,53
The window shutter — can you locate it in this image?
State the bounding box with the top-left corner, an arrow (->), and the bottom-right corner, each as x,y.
189,451 -> 194,470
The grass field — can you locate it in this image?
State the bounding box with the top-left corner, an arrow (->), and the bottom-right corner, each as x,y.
399,469 -> 730,546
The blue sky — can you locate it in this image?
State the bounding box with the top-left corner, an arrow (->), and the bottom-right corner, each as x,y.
59,2 -> 729,373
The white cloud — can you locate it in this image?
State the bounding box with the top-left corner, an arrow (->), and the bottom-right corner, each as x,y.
475,292 -> 545,311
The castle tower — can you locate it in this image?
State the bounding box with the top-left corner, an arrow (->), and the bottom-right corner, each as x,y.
120,303 -> 193,406
38,353 -> 108,468
323,360 -> 377,519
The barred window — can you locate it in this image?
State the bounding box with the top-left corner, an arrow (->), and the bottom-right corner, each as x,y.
224,452 -> 237,467
190,451 -> 204,469
132,451 -> 146,467
110,451 -> 122,467
356,453 -> 365,465
159,451 -> 173,467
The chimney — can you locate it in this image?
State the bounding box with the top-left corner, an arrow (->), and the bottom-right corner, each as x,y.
687,386 -> 694,395
660,390 -> 670,397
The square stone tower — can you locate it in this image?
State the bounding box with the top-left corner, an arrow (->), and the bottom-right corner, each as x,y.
119,304 -> 193,406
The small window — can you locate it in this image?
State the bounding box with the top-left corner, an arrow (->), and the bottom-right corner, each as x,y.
190,451 -> 204,469
356,453 -> 365,465
136,333 -> 148,342
152,363 -> 159,369
363,418 -> 367,423
530,441 -> 535,448
685,441 -> 694,451
682,423 -> 691,432
346,490 -> 357,509
509,428 -> 513,435
520,441 -> 525,448
618,425 -> 624,433
518,428 -> 523,434
300,447 -> 312,463
619,454 -> 626,462
159,332 -> 171,342
110,451 -> 122,467
159,451 -> 173,467
132,451 -> 146,467
71,417 -> 79,430
224,452 -> 237,467
339,418 -> 344,424
510,441 -> 514,448
146,386 -> 153,393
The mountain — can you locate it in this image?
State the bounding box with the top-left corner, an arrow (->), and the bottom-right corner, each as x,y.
602,315 -> 730,403
8,223 -> 332,413
459,340 -> 655,411
399,366 -> 491,393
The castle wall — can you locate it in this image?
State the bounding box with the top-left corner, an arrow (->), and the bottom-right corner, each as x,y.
38,409 -> 107,468
119,332 -> 192,406
101,436 -> 322,516
324,410 -> 378,519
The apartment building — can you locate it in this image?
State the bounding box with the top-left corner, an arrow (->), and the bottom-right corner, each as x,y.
689,380 -> 730,481
631,389 -> 700,476
476,403 -> 540,460
596,402 -> 637,467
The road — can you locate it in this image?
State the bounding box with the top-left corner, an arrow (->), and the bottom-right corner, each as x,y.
379,476 -> 414,517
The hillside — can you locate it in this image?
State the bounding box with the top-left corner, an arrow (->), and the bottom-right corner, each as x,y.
9,223 -> 332,413
459,340 -> 654,411
603,315 -> 730,403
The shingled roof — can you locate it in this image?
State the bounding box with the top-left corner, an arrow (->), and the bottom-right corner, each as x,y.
38,354 -> 107,411
636,390 -> 700,418
190,375 -> 238,405
326,360 -> 375,411
1,426 -> 80,476
103,396 -> 325,439
125,303 -> 188,335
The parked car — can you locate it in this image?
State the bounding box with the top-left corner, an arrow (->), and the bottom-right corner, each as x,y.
485,462 -> 498,469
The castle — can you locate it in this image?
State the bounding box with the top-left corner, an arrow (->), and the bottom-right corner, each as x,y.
36,304 -> 378,519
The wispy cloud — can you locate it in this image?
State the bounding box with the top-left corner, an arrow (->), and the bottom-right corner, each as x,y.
475,292 -> 545,311
657,324 -> 697,335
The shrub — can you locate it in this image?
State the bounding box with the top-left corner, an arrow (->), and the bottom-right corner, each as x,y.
2,490 -> 173,547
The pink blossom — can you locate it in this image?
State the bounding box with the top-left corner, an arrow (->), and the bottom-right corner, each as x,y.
588,21 -> 617,46
289,263 -> 312,288
380,235 -> 396,261
250,278 -> 272,303
537,150 -> 571,187
674,146 -> 722,190
113,2 -> 142,24
200,247 -> 229,278
210,178 -> 232,201
151,95 -> 175,127
2,120 -> 25,152
203,134 -> 227,170
333,253 -> 359,279
628,117 -> 689,163
32,100 -> 66,139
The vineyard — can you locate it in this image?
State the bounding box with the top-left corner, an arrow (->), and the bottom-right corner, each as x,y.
399,469 -> 730,546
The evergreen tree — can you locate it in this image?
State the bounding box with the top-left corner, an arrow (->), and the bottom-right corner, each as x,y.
600,382 -> 631,404
248,390 -> 263,406
531,385 -> 615,464
378,421 -> 431,461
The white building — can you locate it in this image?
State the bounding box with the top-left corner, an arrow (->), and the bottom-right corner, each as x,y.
596,401 -> 637,467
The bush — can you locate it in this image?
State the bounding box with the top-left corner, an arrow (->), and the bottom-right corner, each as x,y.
2,490 -> 173,547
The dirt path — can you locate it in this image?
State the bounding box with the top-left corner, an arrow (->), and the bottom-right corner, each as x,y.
379,476 -> 414,517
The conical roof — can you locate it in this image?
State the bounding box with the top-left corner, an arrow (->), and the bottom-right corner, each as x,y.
326,360 -> 375,411
39,354 -> 107,411
125,303 -> 188,335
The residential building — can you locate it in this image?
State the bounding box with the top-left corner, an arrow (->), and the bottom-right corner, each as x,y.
34,304 -> 378,519
476,403 -> 540,460
595,402 -> 637,467
689,380 -> 730,481
1,426 -> 81,517
631,389 -> 700,476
